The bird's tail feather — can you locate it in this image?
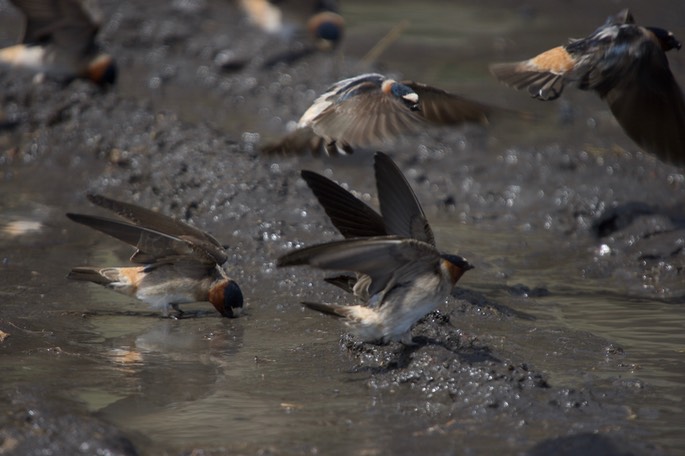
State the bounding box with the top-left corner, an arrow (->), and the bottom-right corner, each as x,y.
67,267 -> 117,285
302,301 -> 351,318
323,275 -> 357,294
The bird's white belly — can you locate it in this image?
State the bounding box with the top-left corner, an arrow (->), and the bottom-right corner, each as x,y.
134,281 -> 198,312
351,276 -> 451,343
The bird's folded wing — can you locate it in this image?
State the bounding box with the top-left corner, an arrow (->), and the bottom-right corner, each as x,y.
66,213 -> 223,266
278,236 -> 439,296
87,194 -> 224,250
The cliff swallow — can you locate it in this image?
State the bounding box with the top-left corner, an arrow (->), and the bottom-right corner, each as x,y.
278,236 -> 472,344
281,153 -> 472,344
0,0 -> 117,85
490,9 -> 685,166
302,151 -> 433,240
302,152 -> 436,298
239,0 -> 344,50
262,73 -> 496,156
66,194 -> 243,318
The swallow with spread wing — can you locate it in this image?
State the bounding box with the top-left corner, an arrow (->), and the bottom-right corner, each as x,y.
301,151 -> 436,296
280,152 -> 472,344
262,73 -> 497,156
0,0 -> 117,85
490,9 -> 685,166
67,194 -> 243,318
278,236 -> 471,344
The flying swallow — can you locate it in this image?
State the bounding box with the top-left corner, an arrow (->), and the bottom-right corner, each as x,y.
0,0 -> 117,85
261,73 -> 497,156
66,194 -> 243,318
490,9 -> 685,166
281,152 -> 472,344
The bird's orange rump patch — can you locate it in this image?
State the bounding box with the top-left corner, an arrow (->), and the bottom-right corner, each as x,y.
0,45 -> 25,63
0,44 -> 45,68
529,46 -> 575,74
119,267 -> 145,289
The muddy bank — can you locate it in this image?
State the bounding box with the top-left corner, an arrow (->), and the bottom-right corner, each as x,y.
1,0 -> 684,454
0,389 -> 138,456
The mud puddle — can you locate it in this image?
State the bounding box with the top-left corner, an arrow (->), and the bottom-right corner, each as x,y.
1,0 -> 685,454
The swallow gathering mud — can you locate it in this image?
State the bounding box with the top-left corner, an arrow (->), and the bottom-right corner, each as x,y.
278,236 -> 472,344
277,152 -> 473,344
67,194 -> 243,318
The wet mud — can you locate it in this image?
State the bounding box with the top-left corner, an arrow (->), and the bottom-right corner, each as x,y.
1,0 -> 684,454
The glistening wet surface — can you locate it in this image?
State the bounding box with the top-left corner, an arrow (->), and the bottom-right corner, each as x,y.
1,0 -> 685,454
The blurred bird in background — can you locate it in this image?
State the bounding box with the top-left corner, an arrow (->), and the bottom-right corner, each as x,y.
0,0 -> 117,85
490,9 -> 684,166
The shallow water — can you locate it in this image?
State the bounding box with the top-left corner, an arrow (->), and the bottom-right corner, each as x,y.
2,0 -> 685,454
2,197 -> 684,453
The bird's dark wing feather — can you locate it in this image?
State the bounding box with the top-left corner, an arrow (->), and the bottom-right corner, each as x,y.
66,213 -> 224,266
402,81 -> 492,125
86,194 -> 224,250
301,170 -> 387,238
373,152 -> 434,245
603,43 -> 685,166
312,87 -> 422,148
277,236 -> 439,296
569,24 -> 685,165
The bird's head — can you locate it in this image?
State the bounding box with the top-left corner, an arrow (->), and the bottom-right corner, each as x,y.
210,279 -> 244,318
647,27 -> 682,52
